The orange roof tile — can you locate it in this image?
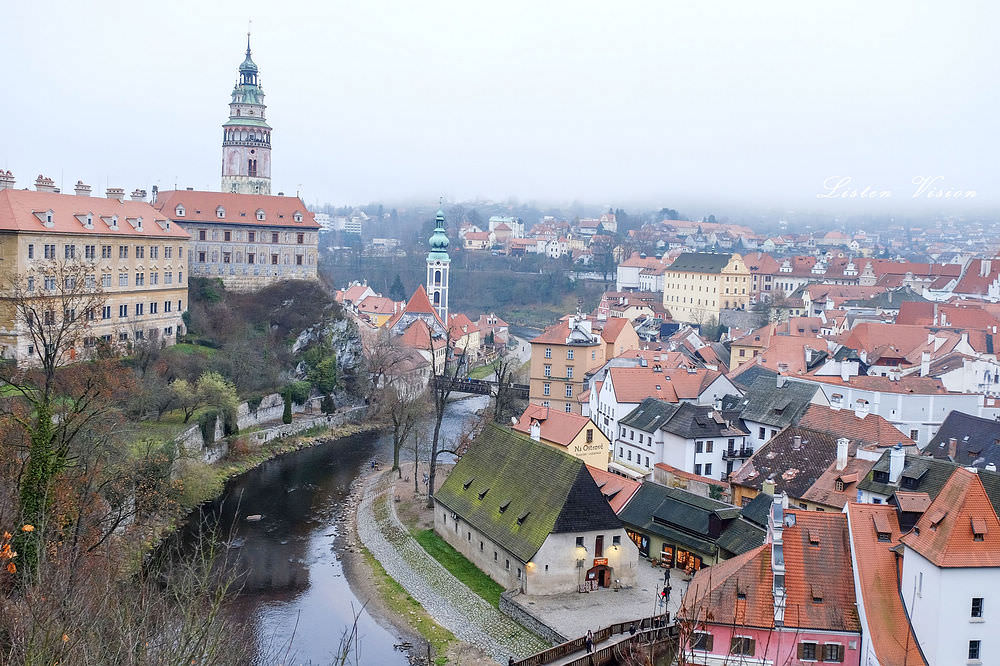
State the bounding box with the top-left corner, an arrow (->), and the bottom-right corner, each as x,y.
586,465 -> 641,513
682,510 -> 859,632
894,491 -> 932,513
396,318 -> 444,351
154,190 -> 318,229
899,468 -> 1000,567
653,462 -> 729,489
846,504 -> 927,666
799,404 -> 916,448
0,188 -> 189,239
511,404 -> 595,447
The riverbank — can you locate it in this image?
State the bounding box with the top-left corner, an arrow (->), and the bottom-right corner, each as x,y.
341,465 -> 498,665
352,464 -> 549,665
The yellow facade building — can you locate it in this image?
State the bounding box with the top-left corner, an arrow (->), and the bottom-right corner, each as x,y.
662,252 -> 751,324
512,404 -> 611,468
0,177 -> 190,363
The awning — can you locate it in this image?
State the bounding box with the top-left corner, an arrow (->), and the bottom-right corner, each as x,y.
608,461 -> 650,480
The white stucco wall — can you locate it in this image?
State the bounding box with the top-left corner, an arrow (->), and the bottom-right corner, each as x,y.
901,544 -> 999,665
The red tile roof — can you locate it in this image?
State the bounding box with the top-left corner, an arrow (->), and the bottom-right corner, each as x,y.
154,190 -> 318,229
899,467 -> 1000,567
798,404 -> 916,448
0,188 -> 190,239
512,404 -> 596,447
798,373 -> 949,395
599,317 -> 632,343
357,295 -> 400,316
396,317 -> 445,351
682,510 -> 859,632
653,462 -> 729,489
586,466 -> 641,513
847,504 -> 927,665
606,366 -> 721,404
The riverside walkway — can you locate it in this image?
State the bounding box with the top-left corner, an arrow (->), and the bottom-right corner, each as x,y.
356,472 -> 549,663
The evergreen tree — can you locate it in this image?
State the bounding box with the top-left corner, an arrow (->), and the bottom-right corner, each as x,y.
389,274 -> 406,302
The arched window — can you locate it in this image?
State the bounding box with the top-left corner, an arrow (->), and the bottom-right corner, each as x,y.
433,292 -> 440,305
434,270 -> 442,285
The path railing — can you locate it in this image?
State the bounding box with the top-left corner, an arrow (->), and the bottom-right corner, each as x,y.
512,614 -> 673,666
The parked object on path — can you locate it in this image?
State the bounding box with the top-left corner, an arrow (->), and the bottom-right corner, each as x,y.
245,514 -> 263,522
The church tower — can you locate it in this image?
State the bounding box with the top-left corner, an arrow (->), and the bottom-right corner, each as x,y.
426,207 -> 450,325
221,34 -> 271,194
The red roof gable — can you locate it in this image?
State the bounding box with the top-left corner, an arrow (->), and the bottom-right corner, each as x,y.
154,190 -> 318,229
899,467 -> 1000,567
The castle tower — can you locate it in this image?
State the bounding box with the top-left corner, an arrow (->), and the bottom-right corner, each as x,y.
426,207 -> 450,325
221,34 -> 272,194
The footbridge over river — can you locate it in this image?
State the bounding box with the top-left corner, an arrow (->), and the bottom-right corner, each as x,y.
432,375 -> 530,399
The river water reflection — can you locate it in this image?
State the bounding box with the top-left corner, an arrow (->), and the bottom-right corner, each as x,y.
183,395 -> 489,665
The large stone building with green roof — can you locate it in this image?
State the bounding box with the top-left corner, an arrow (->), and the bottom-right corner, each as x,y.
221,34 -> 272,195
434,424 -> 638,595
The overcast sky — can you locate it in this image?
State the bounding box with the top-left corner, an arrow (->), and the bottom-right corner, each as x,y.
2,1 -> 997,213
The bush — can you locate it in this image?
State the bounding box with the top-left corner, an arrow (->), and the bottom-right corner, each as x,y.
228,437 -> 251,459
222,407 -> 239,437
178,460 -> 224,507
282,392 -> 292,424
199,409 -> 219,445
246,393 -> 265,413
285,380 -> 311,406
321,393 -> 335,414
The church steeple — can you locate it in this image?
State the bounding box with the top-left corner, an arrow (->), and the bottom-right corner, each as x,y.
426,204 -> 451,325
221,33 -> 272,195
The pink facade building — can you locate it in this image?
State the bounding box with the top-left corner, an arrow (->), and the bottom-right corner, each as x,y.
679,496 -> 861,665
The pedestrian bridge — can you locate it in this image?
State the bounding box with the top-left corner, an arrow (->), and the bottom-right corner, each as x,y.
433,375 -> 530,399
512,615 -> 676,666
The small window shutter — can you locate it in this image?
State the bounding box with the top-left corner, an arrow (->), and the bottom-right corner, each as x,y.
705,634 -> 714,652
797,643 -> 806,659
835,644 -> 845,662
748,638 -> 756,656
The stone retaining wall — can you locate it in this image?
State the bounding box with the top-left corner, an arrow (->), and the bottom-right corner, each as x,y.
500,591 -> 567,646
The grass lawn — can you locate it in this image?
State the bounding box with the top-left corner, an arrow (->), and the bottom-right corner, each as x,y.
362,547 -> 454,664
414,529 -> 505,607
169,342 -> 218,358
468,360 -> 499,380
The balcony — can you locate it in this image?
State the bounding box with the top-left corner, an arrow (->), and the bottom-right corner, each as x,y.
722,447 -> 754,460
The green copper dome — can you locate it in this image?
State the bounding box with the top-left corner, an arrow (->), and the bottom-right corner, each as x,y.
240,50 -> 258,73
427,208 -> 451,262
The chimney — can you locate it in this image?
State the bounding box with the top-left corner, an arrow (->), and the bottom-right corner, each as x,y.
105,187 -> 125,202
987,463 -> 997,473
714,396 -> 723,411
130,188 -> 147,201
762,477 -> 776,496
840,364 -> 851,382
0,170 -> 15,191
854,399 -> 869,418
74,180 -> 92,197
776,375 -> 787,389
933,303 -> 939,327
983,260 -> 992,277
34,174 -> 58,193
889,443 -> 905,483
948,437 -> 958,461
836,437 -> 849,471
769,493 -> 787,627
792,435 -> 802,451
529,419 -> 540,442
920,351 -> 931,377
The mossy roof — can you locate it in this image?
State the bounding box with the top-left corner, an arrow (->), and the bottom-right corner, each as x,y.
434,423 -> 622,562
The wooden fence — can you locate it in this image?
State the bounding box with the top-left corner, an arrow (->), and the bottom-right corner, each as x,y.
513,615 -> 674,666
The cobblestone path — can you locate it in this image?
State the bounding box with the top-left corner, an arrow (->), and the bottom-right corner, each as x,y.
357,472 -> 550,663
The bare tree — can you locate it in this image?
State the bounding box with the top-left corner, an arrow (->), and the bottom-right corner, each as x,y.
363,332 -> 428,475
425,323 -> 465,508
1,259 -> 109,576
490,344 -> 525,424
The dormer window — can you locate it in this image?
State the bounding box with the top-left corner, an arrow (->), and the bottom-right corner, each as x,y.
256,209 -> 266,221
175,206 -> 185,217
293,211 -> 303,223
216,206 -> 226,219
86,213 -> 93,228
972,517 -> 988,541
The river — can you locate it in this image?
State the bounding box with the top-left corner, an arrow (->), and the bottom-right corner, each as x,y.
179,395 -> 490,665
